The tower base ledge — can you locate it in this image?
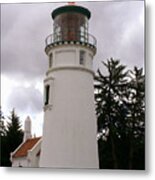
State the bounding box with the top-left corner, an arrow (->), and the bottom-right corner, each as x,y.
46,66 -> 95,76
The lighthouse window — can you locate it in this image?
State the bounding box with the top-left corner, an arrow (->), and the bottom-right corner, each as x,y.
80,50 -> 86,65
49,54 -> 53,68
54,13 -> 89,43
45,85 -> 50,105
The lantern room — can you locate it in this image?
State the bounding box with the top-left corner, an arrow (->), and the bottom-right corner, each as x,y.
52,4 -> 90,42
45,3 -> 96,52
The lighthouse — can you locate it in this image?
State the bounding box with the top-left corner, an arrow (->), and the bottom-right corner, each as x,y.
40,3 -> 98,168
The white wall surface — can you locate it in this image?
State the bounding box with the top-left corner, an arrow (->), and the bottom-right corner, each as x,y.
12,157 -> 28,167
27,139 -> 41,167
40,45 -> 98,168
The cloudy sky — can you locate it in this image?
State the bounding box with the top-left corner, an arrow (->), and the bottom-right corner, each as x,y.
1,0 -> 144,136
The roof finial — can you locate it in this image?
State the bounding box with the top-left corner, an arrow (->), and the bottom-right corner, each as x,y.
68,2 -> 76,6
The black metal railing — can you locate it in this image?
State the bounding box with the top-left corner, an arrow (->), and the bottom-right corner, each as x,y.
45,31 -> 97,48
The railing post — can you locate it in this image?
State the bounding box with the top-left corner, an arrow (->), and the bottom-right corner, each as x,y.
45,33 -> 96,47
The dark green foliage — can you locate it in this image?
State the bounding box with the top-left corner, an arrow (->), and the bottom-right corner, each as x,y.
0,107 -> 7,166
0,109 -> 24,167
95,58 -> 145,169
0,107 -> 6,137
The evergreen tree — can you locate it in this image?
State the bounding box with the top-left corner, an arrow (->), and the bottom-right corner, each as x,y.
0,107 -> 6,137
95,58 -> 128,168
1,109 -> 23,166
95,58 -> 145,169
0,107 -> 7,166
126,67 -> 145,169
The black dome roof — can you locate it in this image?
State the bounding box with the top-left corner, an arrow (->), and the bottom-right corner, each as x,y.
52,5 -> 91,19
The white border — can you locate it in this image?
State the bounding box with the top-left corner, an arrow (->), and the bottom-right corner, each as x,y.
1,0 -> 155,180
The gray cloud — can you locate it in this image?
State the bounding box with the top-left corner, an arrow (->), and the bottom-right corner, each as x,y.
1,2 -> 64,80
6,85 -> 43,114
1,1 -> 144,77
83,1 -> 144,71
1,1 -> 144,117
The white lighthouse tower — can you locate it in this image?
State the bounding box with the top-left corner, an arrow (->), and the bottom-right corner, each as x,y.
40,3 -> 98,168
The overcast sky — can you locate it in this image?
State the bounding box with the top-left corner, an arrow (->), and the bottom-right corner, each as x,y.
1,0 -> 144,136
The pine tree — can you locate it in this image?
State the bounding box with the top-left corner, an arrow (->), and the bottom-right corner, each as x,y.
1,109 -> 23,166
0,107 -> 6,137
95,58 -> 145,169
0,107 -> 7,166
126,67 -> 145,169
95,58 -> 128,168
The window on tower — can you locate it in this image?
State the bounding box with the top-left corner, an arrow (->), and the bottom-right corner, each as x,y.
53,13 -> 89,43
45,85 -> 50,105
80,50 -> 86,65
49,53 -> 53,68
